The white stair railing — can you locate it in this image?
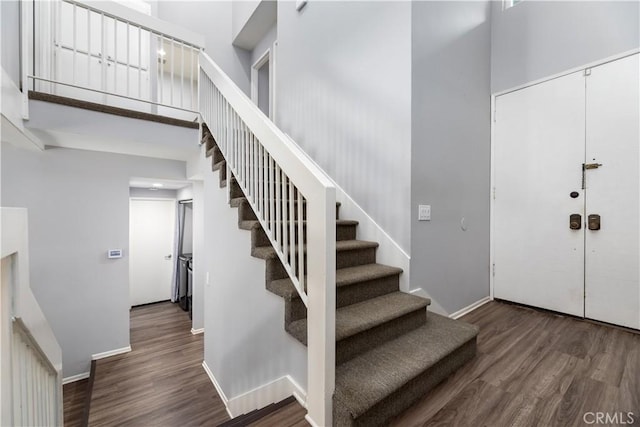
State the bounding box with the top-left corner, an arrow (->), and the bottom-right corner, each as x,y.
1,208 -> 64,427
28,0 -> 204,120
200,52 -> 337,426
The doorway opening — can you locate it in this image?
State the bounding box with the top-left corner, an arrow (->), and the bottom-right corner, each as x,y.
251,49 -> 272,119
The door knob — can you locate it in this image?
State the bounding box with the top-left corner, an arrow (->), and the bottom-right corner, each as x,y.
569,214 -> 582,230
588,214 -> 601,230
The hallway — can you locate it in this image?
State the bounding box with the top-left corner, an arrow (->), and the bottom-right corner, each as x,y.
65,302 -> 229,426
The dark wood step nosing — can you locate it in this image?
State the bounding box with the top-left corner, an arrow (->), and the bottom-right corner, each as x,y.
80,359 -> 97,427
216,396 -> 297,427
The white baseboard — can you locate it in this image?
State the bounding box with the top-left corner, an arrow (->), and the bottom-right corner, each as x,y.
202,361 -> 306,418
409,287 -> 448,316
62,371 -> 90,385
202,361 -> 232,418
191,327 -> 204,335
92,345 -> 132,360
449,296 -> 491,320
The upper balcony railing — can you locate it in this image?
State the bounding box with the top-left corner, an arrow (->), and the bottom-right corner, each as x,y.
25,0 -> 204,121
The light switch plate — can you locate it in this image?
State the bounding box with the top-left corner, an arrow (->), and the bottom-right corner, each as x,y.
418,205 -> 431,221
107,249 -> 123,259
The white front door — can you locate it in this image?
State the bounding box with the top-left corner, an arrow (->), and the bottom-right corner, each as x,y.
584,54 -> 640,329
493,71 -> 586,316
129,199 -> 175,307
494,54 -> 640,329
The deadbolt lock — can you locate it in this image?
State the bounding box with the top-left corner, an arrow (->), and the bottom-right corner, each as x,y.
588,214 -> 601,230
570,214 -> 582,230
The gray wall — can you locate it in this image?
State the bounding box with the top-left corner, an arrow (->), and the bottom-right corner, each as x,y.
232,0 -> 261,42
1,0 -> 21,86
251,24 -> 276,66
157,1 -> 251,95
411,1 -> 492,314
491,1 -> 640,93
276,1 -> 412,251
1,144 -> 186,378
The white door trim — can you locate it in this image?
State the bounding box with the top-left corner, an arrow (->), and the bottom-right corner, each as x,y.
489,49 -> 640,303
493,48 -> 639,97
250,46 -> 275,120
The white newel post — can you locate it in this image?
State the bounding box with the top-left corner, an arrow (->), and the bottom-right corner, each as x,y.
305,187 -> 336,427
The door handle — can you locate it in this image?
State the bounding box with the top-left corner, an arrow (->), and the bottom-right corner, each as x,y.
569,214 -> 582,230
588,214 -> 601,230
164,254 -> 172,260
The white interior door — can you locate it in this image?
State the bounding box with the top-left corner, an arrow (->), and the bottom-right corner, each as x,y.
493,71 -> 586,316
129,199 -> 175,307
584,54 -> 640,329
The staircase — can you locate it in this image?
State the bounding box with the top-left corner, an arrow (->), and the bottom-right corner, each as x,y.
202,125 -> 479,426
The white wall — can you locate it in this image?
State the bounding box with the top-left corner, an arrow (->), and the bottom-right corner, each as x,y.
190,181 -> 204,331
232,1 -> 262,42
411,1 -> 492,314
1,143 -> 186,378
157,1 -> 251,95
129,187 -> 177,199
251,24 -> 276,66
203,146 -> 306,401
491,1 -> 640,93
1,0 -> 20,87
276,1 -> 412,251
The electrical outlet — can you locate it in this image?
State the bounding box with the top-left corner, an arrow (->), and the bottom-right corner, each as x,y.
418,205 -> 431,221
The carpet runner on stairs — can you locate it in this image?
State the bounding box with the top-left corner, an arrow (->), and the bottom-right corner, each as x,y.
202,125 -> 479,427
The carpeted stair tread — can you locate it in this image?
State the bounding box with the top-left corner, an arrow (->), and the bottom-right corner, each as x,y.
334,312 -> 479,419
230,196 -> 246,207
213,159 -> 225,171
286,292 -> 429,344
252,239 -> 378,260
268,263 -> 403,300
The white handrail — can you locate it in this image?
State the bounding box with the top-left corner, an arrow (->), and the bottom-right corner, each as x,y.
199,52 -> 336,426
1,208 -> 63,426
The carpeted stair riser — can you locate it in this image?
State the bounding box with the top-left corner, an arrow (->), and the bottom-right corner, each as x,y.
248,220 -> 358,248
336,247 -> 376,269
335,339 -> 477,427
252,245 -> 377,271
270,272 -> 403,326
333,310 -> 426,364
287,309 -> 428,365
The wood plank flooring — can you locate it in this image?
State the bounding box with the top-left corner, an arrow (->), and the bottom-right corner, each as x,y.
394,301 -> 640,426
63,378 -> 89,427
66,300 -> 639,426
86,302 -> 230,426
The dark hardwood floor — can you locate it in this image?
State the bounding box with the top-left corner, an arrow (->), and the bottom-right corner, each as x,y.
389,301 -> 639,426
63,378 -> 89,427
86,302 -> 230,426
65,300 -> 639,426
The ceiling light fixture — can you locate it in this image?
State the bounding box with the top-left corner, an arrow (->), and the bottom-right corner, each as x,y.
152,183 -> 164,188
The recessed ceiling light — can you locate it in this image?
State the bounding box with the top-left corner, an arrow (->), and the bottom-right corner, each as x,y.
152,183 -> 164,188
